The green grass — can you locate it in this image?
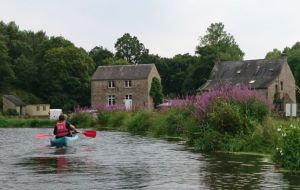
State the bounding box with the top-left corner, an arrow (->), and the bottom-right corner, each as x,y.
0,116 -> 55,128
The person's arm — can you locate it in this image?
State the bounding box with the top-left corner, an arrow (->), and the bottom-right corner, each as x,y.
66,121 -> 78,133
69,124 -> 79,133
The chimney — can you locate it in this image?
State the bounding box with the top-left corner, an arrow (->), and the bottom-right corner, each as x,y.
281,52 -> 288,62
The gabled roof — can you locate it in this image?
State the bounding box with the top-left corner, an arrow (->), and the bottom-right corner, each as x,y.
199,58 -> 286,90
92,64 -> 155,80
3,95 -> 26,106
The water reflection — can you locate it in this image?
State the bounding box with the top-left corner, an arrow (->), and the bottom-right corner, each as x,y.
17,147 -> 92,174
202,152 -> 287,190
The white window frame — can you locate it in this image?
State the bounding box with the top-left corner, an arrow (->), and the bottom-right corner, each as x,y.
108,95 -> 116,105
125,80 -> 132,88
108,81 -> 115,88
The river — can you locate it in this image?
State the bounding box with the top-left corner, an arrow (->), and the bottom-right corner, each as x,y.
0,128 -> 299,190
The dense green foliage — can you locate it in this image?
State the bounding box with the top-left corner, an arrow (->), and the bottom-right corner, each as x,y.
40,46 -> 95,110
196,22 -> 244,63
274,124 -> 300,171
265,48 -> 282,59
0,21 -> 95,111
69,112 -> 96,128
89,46 -> 114,67
115,33 -> 149,64
150,77 -> 163,108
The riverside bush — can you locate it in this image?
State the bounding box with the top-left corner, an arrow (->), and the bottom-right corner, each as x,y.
207,100 -> 245,134
274,124 -> 300,171
97,112 -> 112,127
151,108 -> 198,138
107,112 -> 129,130
242,117 -> 280,153
70,112 -> 96,128
0,116 -> 9,127
194,127 -> 222,152
206,98 -> 268,135
125,111 -> 152,135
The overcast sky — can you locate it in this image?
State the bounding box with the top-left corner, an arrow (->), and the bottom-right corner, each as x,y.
0,0 -> 299,60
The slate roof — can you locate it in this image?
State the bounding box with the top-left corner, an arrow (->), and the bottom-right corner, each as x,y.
3,95 -> 26,106
199,58 -> 285,90
92,64 -> 154,80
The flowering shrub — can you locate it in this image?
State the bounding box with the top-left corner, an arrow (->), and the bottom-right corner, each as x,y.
94,104 -> 126,112
164,84 -> 269,135
274,124 -> 300,171
165,83 -> 268,119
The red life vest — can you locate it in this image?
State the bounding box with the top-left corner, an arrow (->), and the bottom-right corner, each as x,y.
55,121 -> 69,137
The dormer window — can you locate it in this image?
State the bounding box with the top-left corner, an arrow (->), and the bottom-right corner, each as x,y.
125,80 -> 132,88
108,81 -> 115,88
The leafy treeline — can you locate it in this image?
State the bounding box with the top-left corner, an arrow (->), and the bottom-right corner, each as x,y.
6,21 -> 289,111
0,21 -> 95,111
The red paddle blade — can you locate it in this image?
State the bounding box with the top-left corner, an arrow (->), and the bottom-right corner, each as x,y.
82,130 -> 96,138
34,134 -> 51,138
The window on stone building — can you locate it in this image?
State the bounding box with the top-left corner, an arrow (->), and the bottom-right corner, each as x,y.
36,106 -> 40,111
125,80 -> 132,88
43,106 -> 46,111
125,95 -> 132,100
108,81 -> 115,88
108,95 -> 116,105
280,81 -> 283,91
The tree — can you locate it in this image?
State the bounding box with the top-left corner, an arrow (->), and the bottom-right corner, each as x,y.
102,57 -> 128,65
115,33 -> 149,64
89,46 -> 114,67
40,46 -> 95,110
13,54 -> 37,90
150,77 -> 163,108
196,22 -> 244,63
0,39 -> 14,90
265,48 -> 282,59
182,60 -> 212,95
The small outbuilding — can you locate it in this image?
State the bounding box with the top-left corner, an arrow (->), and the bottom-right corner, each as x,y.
25,104 -> 50,117
2,95 -> 26,115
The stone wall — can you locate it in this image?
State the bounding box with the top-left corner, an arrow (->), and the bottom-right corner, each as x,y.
267,61 -> 296,106
91,79 -> 150,109
91,65 -> 162,109
2,97 -> 15,112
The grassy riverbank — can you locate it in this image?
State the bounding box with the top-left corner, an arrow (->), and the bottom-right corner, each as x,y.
0,116 -> 55,128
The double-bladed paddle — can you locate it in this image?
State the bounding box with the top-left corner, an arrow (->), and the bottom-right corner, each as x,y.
34,130 -> 97,138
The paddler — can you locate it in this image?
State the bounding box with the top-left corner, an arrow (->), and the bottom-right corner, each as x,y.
54,114 -> 79,138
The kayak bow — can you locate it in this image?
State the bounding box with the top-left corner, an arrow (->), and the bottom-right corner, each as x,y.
50,134 -> 78,147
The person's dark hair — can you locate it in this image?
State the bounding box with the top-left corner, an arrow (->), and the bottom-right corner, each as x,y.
58,114 -> 65,121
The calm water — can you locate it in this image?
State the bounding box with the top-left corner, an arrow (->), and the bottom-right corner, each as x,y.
0,128 -> 300,190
